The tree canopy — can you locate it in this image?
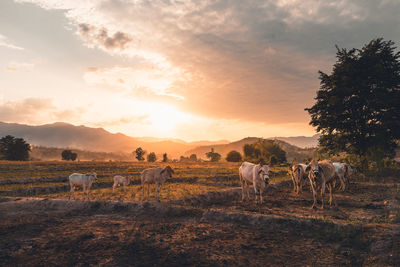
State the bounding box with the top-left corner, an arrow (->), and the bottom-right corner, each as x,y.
243,139 -> 286,164
0,135 -> 31,161
134,147 -> 146,161
306,38 -> 400,169
226,150 -> 242,162
61,150 -> 77,161
205,148 -> 221,162
147,152 -> 157,162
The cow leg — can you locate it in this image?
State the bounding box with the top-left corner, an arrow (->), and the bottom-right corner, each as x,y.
241,177 -> 246,201
69,182 -> 74,200
327,184 -> 333,206
339,175 -> 346,191
113,183 -> 117,193
259,188 -> 263,204
147,184 -> 150,199
156,183 -> 160,202
253,184 -> 258,204
141,183 -> 145,201
309,179 -> 317,209
320,181 -> 326,209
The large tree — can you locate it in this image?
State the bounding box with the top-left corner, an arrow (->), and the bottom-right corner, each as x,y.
0,135 -> 31,161
306,38 -> 400,169
134,147 -> 146,161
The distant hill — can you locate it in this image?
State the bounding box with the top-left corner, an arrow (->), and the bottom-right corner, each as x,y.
0,122 -> 232,159
0,121 -> 316,161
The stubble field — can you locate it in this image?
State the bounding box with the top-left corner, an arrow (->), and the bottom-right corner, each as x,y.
0,161 -> 399,266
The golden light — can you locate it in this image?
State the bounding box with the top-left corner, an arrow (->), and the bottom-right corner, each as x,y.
145,102 -> 192,133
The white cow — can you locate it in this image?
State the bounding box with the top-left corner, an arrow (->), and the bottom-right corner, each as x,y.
332,162 -> 347,191
69,172 -> 97,200
239,162 -> 272,204
288,163 -> 308,194
112,175 -> 132,192
141,166 -> 174,202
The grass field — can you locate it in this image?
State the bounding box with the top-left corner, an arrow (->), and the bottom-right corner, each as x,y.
0,161 -> 289,201
0,160 -> 398,266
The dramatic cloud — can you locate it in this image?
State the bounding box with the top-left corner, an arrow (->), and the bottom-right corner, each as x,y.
0,33 -> 24,50
8,0 -> 400,138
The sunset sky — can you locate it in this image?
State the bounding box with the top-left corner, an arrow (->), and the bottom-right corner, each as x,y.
1,0 -> 399,141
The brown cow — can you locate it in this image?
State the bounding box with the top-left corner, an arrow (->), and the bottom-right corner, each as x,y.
306,160 -> 336,209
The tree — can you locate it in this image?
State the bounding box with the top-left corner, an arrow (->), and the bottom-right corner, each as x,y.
243,139 -> 286,164
205,148 -> 221,162
189,154 -> 197,161
305,38 -> 400,170
0,135 -> 31,161
147,152 -> 157,162
226,150 -> 242,162
134,147 -> 146,161
162,153 -> 168,162
61,150 -> 78,161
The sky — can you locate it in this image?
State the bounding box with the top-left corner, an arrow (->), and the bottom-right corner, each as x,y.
1,0 -> 399,142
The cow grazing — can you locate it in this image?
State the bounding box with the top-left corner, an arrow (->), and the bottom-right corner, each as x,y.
69,172 -> 97,200
332,162 -> 347,191
306,160 -> 336,209
239,162 -> 272,204
113,175 -> 132,192
141,166 -> 174,202
288,163 -> 308,194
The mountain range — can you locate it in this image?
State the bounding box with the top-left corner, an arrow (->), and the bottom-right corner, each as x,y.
0,121 -> 319,159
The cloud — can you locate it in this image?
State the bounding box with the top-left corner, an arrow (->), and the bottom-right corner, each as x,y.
0,33 -> 24,50
13,0 -> 400,125
5,62 -> 34,72
0,98 -> 85,124
77,23 -> 132,51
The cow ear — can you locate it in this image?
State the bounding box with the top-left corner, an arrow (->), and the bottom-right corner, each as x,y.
318,165 -> 323,173
258,168 -> 263,175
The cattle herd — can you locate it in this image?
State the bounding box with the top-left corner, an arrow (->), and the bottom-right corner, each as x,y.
68,160 -> 356,209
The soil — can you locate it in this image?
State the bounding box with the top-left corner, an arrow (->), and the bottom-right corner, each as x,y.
0,178 -> 399,266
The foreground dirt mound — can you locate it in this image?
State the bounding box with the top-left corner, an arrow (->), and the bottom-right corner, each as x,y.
0,178 -> 399,266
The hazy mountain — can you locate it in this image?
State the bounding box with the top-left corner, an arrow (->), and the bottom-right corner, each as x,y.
0,121 -> 316,161
0,122 -> 228,159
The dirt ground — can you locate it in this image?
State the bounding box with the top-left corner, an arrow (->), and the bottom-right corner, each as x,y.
0,179 -> 399,266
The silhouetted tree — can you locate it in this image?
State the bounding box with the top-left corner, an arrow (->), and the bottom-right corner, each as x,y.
162,153 -> 168,162
0,135 -> 31,161
134,147 -> 146,161
205,148 -> 221,162
226,150 -> 242,162
306,38 -> 400,170
189,154 -> 197,161
147,152 -> 157,162
70,152 -> 77,161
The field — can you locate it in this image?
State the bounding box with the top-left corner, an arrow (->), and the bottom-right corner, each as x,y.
0,161 -> 399,266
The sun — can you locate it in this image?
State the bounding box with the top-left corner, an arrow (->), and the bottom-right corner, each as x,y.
145,102 -> 192,133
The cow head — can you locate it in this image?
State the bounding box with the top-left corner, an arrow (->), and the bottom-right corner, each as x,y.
87,172 -> 97,181
161,166 -> 174,178
257,163 -> 271,185
306,160 -> 322,180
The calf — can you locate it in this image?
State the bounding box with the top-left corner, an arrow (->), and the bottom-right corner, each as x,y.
141,166 -> 174,202
113,175 -> 132,192
69,172 -> 97,200
306,160 -> 336,209
239,162 -> 272,204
